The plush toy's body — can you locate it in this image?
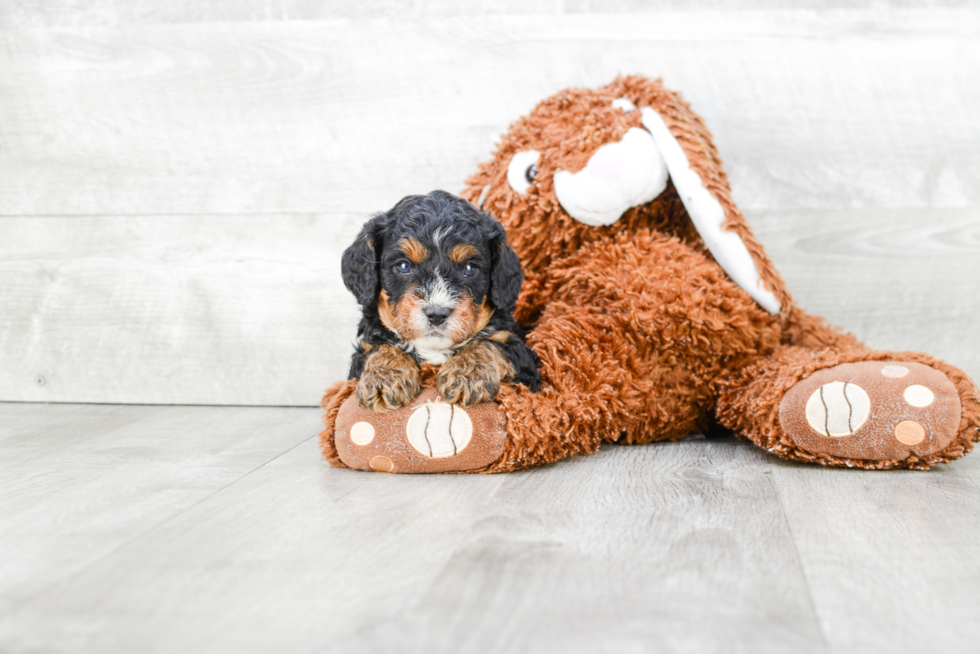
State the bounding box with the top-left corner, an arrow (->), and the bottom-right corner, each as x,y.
321,76 -> 979,472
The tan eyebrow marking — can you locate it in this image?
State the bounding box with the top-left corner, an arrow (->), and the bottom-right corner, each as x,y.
449,244 -> 477,264
399,238 -> 429,264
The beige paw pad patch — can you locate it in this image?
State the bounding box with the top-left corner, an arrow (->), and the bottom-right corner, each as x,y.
903,385 -> 935,407
881,365 -> 909,379
805,381 -> 871,437
350,421 -> 375,445
406,401 -> 473,458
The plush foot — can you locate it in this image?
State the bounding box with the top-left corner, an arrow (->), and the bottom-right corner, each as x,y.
333,388 -> 507,473
779,360 -> 962,463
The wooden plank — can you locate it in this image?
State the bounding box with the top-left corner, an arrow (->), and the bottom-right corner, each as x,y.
0,420 -> 828,653
0,412 -> 509,653
0,213 -> 363,405
2,207 -> 975,405
0,402 -> 321,615
4,1 -> 972,28
0,402 -> 141,470
771,455 -> 980,653
0,11 -> 978,217
752,206 -> 980,381
346,440 -> 825,654
3,402 -> 978,652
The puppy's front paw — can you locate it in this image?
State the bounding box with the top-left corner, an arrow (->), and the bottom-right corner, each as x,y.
356,367 -> 421,412
437,340 -> 513,407
355,344 -> 421,412
438,367 -> 499,407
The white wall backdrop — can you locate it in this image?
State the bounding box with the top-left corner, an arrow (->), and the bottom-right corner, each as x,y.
1,2 -> 978,405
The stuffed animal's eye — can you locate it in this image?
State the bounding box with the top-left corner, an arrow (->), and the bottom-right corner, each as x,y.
507,150 -> 540,195
395,261 -> 412,275
462,263 -> 476,277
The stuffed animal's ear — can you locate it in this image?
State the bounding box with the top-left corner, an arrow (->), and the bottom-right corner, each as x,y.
485,219 -> 524,313
342,213 -> 390,307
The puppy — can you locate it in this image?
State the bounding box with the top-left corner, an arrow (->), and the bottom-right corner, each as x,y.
342,190 -> 541,411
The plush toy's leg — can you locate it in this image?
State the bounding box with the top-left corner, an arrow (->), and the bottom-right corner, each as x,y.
715,346 -> 980,469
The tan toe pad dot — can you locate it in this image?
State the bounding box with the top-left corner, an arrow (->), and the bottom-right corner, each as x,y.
805,381 -> 871,437
895,420 -> 926,446
903,384 -> 935,408
881,364 -> 909,379
369,455 -> 394,472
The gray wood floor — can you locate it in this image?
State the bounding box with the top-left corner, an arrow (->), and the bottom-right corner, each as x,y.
1,401 -> 978,653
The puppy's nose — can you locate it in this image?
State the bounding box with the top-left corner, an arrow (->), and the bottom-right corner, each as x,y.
424,305 -> 452,326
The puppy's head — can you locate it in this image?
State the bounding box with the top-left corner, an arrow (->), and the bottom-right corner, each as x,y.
342,190 -> 522,358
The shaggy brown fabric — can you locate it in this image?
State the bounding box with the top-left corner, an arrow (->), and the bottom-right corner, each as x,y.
321,75 -> 979,472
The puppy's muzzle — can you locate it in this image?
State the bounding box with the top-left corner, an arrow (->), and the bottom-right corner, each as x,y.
424,305 -> 452,327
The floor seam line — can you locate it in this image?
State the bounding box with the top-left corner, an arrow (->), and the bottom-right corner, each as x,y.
770,465 -> 833,654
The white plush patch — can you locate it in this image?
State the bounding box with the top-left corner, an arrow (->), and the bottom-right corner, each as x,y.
805,381 -> 871,437
903,384 -> 935,408
881,364 -> 909,379
350,422 -> 375,446
639,107 -> 782,315
406,401 -> 473,458
553,128 -> 669,227
612,97 -> 636,113
507,150 -> 540,195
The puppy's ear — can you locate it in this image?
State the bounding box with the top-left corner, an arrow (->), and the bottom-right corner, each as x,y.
342,213 -> 390,307
484,218 -> 524,313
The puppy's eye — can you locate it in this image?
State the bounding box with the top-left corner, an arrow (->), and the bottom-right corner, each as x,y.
507,150 -> 540,195
395,262 -> 412,275
462,263 -> 476,277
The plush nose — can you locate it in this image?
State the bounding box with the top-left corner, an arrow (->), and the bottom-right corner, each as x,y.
424,305 -> 452,326
552,127 -> 668,227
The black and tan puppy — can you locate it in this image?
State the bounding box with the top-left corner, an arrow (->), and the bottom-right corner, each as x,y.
342,190 -> 541,411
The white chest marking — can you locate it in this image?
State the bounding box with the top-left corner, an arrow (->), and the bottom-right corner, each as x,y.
410,335 -> 455,366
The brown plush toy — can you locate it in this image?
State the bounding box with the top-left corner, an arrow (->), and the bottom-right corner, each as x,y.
321,75 -> 980,473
